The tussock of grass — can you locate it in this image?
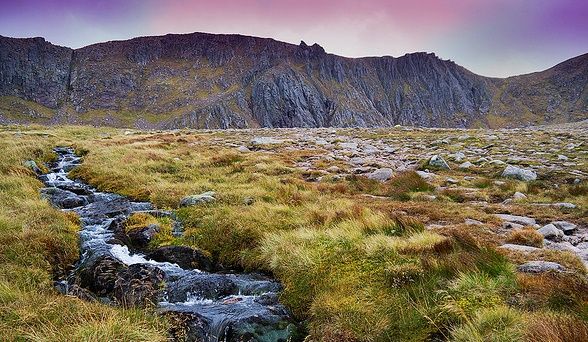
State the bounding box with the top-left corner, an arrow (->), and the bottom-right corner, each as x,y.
451,306 -> 525,342
124,212 -> 159,233
525,312 -> 588,342
506,228 -> 544,248
383,171 -> 434,200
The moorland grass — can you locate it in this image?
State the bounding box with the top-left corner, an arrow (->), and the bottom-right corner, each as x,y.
1,125 -> 587,341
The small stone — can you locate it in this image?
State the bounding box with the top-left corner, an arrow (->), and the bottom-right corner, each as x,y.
251,137 -> 283,145
237,145 -> 250,153
465,219 -> 484,226
339,142 -> 358,150
416,170 -> 436,180
489,160 -> 506,166
499,244 -> 541,253
23,160 -> 42,174
494,214 -> 537,226
501,165 -> 537,182
326,166 -> 341,173
453,152 -> 466,162
179,191 -> 216,207
551,202 -> 576,209
552,221 -> 577,235
557,154 -> 569,161
428,155 -> 450,170
367,168 -> 393,182
537,224 -> 564,241
502,222 -> 524,230
459,161 -> 473,169
446,178 -> 459,184
512,192 -> 527,201
517,261 -> 566,273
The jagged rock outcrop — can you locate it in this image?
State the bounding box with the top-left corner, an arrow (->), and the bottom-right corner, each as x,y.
0,33 -> 586,128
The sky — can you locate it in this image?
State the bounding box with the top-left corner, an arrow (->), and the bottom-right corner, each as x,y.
0,0 -> 586,77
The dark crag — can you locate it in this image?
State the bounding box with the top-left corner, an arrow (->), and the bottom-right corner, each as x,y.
0,33 -> 586,129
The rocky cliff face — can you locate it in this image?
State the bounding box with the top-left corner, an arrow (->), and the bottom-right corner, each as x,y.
0,33 -> 586,128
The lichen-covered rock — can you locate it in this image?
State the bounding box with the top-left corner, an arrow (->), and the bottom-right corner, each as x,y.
537,224 -> 564,241
501,165 -> 537,181
499,244 -> 541,253
494,214 -> 537,227
552,221 -> 578,235
459,161 -> 473,169
367,168 -> 393,182
517,261 -> 566,273
179,191 -> 216,207
428,155 -> 450,170
23,160 -> 42,174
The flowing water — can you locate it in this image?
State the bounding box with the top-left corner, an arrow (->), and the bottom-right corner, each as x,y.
41,147 -> 296,341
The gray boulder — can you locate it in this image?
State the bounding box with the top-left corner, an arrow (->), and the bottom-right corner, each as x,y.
179,191 -> 216,207
126,223 -> 160,248
24,160 -> 42,174
251,137 -> 283,145
452,152 -> 465,162
537,224 -> 564,241
517,261 -> 566,273
551,202 -> 577,209
501,165 -> 537,181
40,187 -> 88,209
367,168 -> 393,182
552,221 -> 578,235
494,214 -> 537,226
499,244 -> 541,253
459,161 -> 473,169
416,170 -> 436,180
502,222 -> 525,230
428,155 -> 450,170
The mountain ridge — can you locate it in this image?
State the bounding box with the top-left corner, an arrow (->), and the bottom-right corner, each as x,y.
0,32 -> 586,128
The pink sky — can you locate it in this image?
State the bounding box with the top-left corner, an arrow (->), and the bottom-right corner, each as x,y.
0,0 -> 586,77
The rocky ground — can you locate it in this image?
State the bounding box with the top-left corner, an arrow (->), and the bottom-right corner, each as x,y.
193,120 -> 587,272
